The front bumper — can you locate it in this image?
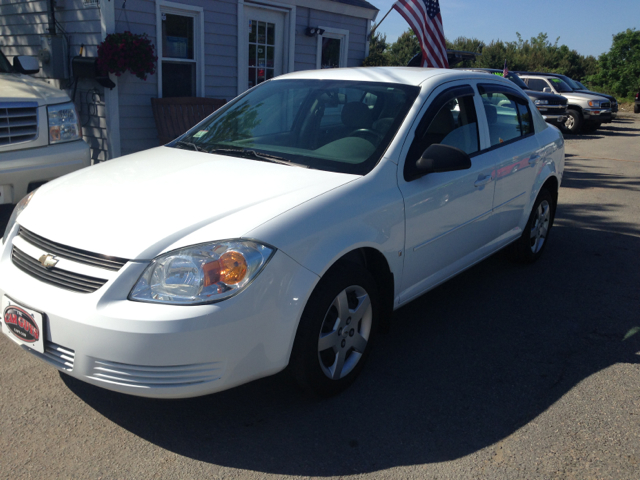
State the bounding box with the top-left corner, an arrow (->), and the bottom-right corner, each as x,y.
0,229 -> 319,398
583,108 -> 612,124
0,140 -> 90,204
541,114 -> 567,124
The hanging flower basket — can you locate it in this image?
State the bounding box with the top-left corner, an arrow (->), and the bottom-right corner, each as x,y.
97,31 -> 157,81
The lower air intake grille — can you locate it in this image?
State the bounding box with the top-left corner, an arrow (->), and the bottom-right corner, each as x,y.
88,360 -> 224,389
11,246 -> 108,293
29,341 -> 75,372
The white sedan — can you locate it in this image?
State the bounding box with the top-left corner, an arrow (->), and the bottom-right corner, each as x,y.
0,67 -> 564,398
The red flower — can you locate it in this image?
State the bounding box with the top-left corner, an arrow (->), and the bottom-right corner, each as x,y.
97,31 -> 156,80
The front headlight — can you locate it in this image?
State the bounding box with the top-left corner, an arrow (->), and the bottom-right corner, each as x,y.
2,190 -> 37,245
129,240 -> 275,305
48,102 -> 81,144
534,99 -> 549,105
588,100 -> 602,108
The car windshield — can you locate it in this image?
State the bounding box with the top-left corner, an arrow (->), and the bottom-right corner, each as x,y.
504,72 -> 529,89
548,77 -> 573,92
575,81 -> 588,89
0,49 -> 13,73
174,79 -> 420,175
558,75 -> 581,90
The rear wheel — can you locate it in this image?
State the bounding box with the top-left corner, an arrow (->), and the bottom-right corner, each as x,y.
634,103 -> 639,114
507,189 -> 555,264
291,263 -> 379,397
562,109 -> 583,134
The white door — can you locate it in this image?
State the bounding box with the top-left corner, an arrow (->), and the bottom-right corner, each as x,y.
243,6 -> 285,90
397,82 -> 498,304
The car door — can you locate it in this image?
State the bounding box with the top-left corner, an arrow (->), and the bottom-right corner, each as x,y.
397,82 -> 498,305
477,83 -> 541,236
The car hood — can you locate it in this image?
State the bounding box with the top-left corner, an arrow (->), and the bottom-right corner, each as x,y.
575,90 -> 616,102
0,73 -> 70,106
18,147 -> 358,260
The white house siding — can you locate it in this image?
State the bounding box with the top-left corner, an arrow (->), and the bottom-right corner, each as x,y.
294,6 -> 369,71
0,0 -> 109,163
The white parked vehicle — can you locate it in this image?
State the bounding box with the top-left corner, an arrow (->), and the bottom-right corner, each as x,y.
0,49 -> 90,206
0,67 -> 564,399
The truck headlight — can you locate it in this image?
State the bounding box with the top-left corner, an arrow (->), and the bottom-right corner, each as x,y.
129,241 -> 275,305
588,100 -> 602,108
534,99 -> 549,105
48,102 -> 81,144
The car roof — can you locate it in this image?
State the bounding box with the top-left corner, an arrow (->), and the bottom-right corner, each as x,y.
274,66 -> 514,87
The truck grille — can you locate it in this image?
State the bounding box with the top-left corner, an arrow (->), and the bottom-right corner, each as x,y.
600,102 -> 611,109
547,98 -> 566,106
0,102 -> 38,146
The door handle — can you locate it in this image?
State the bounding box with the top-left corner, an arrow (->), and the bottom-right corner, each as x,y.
528,154 -> 540,166
474,174 -> 493,187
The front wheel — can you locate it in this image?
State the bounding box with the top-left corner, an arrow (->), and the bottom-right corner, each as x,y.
507,189 -> 555,263
290,263 -> 379,397
562,109 -> 583,134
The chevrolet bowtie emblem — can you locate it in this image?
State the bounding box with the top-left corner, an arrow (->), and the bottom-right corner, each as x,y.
38,254 -> 59,269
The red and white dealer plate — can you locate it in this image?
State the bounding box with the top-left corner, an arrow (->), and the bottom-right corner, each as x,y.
2,296 -> 44,354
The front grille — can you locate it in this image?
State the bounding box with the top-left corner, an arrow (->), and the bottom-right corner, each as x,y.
88,360 -> 224,388
19,227 -> 129,272
0,102 -> 38,146
11,246 -> 108,293
600,102 -> 611,109
546,98 -> 566,106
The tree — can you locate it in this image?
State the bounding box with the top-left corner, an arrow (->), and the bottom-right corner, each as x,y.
587,28 -> 640,99
387,29 -> 420,66
362,28 -> 391,66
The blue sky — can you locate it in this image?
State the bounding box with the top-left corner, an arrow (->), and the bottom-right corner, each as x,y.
370,0 -> 640,58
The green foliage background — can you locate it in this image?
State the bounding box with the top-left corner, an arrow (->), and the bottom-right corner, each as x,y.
364,27 -> 640,100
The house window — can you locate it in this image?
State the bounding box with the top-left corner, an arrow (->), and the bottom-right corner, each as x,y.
316,27 -> 349,69
248,20 -> 276,89
156,1 -> 203,98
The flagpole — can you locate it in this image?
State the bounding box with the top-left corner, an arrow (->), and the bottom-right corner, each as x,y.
368,6 -> 394,40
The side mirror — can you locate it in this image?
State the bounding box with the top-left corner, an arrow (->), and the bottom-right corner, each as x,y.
408,144 -> 472,181
13,56 -> 40,75
543,87 -> 552,93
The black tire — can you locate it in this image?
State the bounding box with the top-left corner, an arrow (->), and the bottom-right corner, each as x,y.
290,262 -> 380,397
562,109 -> 583,134
634,103 -> 640,114
507,189 -> 556,264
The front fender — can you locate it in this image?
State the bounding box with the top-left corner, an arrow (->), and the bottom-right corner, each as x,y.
246,160 -> 405,296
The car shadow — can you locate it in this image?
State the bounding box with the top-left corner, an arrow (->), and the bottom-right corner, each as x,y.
62,221 -> 640,475
563,121 -> 640,140
561,157 -> 640,196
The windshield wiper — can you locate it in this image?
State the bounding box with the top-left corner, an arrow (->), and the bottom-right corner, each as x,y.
175,140 -> 208,152
208,147 -> 308,168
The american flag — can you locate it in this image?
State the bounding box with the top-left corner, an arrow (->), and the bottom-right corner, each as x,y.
393,0 -> 449,68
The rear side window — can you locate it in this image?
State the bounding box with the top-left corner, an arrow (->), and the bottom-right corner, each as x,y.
481,92 -> 533,147
526,78 -> 548,92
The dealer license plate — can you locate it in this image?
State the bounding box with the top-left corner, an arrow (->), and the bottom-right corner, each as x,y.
1,296 -> 45,354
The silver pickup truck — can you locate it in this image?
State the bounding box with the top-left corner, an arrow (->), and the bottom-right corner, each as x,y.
517,72 -> 612,134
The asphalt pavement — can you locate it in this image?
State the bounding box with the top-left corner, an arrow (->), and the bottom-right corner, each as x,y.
1,115 -> 639,479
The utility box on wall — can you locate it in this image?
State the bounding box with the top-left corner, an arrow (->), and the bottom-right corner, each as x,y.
39,35 -> 68,79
